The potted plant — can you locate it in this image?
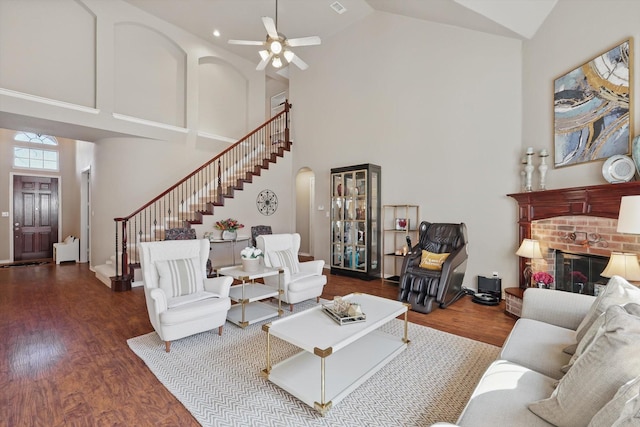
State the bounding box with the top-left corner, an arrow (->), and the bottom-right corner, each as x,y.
215,218 -> 244,240
240,246 -> 263,272
532,271 -> 554,289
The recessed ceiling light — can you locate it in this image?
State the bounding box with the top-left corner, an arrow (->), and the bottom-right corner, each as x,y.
330,1 -> 347,14
212,29 -> 221,37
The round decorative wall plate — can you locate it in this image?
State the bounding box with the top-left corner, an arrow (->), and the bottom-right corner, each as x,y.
602,154 -> 636,183
256,189 -> 278,215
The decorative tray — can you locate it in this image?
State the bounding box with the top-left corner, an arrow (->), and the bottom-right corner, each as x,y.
321,304 -> 367,325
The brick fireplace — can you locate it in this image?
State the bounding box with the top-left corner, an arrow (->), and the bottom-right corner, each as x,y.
508,182 -> 640,289
530,215 -> 640,290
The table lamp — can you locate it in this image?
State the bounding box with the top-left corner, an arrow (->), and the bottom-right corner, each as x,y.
601,252 -> 640,280
516,238 -> 543,287
606,195 -> 640,281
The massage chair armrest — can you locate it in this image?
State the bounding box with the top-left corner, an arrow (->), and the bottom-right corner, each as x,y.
203,276 -> 233,298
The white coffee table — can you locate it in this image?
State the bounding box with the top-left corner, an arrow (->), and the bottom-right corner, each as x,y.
262,293 -> 410,414
215,265 -> 283,328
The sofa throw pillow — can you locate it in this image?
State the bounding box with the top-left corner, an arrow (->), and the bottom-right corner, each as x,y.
419,250 -> 450,270
611,390 -> 640,427
575,275 -> 640,344
155,257 -> 203,298
529,304 -> 640,427
564,303 -> 640,373
269,249 -> 300,274
589,375 -> 640,427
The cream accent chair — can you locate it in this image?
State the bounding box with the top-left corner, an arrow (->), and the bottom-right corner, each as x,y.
53,236 -> 79,264
138,239 -> 233,352
257,233 -> 327,311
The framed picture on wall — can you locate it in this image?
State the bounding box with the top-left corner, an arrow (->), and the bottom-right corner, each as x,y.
553,38 -> 633,168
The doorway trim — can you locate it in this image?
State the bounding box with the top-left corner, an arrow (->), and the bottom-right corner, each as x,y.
80,166 -> 91,264
9,172 -> 62,262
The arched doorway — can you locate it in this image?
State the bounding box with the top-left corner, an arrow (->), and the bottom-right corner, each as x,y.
295,168 -> 315,256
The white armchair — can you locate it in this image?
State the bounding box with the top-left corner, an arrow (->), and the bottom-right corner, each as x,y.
138,239 -> 233,352
257,233 -> 327,311
53,236 -> 79,264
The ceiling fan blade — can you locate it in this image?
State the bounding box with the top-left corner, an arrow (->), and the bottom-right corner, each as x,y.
290,53 -> 309,70
256,52 -> 273,71
262,16 -> 279,39
286,36 -> 321,47
228,39 -> 264,46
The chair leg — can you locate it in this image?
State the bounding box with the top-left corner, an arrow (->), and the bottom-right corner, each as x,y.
289,303 -> 294,312
218,325 -> 223,336
165,341 -> 171,353
316,296 -> 320,303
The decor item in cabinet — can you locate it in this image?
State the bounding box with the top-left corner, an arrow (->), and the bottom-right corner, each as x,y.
330,164 -> 381,280
382,204 -> 419,283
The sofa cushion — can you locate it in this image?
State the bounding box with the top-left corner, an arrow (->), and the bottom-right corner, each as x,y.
456,360 -> 556,427
269,249 -> 300,274
574,275 -> 640,344
156,257 -> 203,298
589,376 -> 640,427
499,318 -> 574,380
529,304 -> 640,427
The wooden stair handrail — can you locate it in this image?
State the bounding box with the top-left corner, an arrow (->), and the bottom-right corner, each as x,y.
115,102 -> 291,222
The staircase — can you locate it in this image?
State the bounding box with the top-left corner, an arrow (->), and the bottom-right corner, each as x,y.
94,102 -> 292,290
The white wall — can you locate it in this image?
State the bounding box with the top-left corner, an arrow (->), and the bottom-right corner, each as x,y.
0,0 -> 268,267
290,11 -> 523,289
522,0 -> 640,189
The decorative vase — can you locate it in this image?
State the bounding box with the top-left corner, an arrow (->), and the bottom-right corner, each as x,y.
524,148 -> 534,192
222,230 -> 237,240
537,282 -> 547,289
538,149 -> 549,190
241,257 -> 260,273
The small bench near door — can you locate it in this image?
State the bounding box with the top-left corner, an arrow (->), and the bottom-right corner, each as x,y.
53,236 -> 79,264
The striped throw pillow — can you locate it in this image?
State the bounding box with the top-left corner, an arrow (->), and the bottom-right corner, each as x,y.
156,257 -> 203,298
269,249 -> 300,274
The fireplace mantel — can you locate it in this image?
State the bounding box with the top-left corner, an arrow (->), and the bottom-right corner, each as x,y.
508,181 -> 640,287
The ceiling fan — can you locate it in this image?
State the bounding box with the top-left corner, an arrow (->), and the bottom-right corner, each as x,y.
228,0 -> 321,71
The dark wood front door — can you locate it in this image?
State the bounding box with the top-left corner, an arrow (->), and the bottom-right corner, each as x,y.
13,175 -> 59,261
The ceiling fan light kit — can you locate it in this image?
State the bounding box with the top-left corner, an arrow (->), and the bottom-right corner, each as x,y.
227,0 -> 321,71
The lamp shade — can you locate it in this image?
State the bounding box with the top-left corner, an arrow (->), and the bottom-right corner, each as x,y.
516,239 -> 543,260
601,252 -> 640,281
617,195 -> 640,234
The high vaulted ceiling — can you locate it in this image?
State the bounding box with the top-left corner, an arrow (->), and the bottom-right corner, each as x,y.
125,0 -> 557,71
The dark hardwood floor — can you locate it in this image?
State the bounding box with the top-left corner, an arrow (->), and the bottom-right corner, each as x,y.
1,262 -> 515,426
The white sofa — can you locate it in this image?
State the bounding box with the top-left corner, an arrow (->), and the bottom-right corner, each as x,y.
433,276 -> 640,427
53,235 -> 79,264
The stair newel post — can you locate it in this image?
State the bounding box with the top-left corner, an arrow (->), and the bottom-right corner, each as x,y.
111,218 -> 132,292
284,100 -> 291,147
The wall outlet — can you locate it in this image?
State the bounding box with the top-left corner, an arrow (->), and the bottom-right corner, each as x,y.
492,271 -> 499,277
1,212 -> 8,217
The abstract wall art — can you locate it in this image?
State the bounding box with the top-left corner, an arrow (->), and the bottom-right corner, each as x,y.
553,39 -> 633,167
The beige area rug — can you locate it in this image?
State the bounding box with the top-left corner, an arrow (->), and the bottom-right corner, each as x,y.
127,300 -> 499,426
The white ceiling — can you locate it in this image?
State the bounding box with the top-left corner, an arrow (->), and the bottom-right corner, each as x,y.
124,0 -> 558,71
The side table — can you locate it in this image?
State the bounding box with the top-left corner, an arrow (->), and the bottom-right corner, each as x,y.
505,287 -> 525,318
215,265 -> 283,328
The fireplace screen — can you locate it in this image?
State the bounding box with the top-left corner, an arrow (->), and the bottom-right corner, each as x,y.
554,251 -> 608,296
